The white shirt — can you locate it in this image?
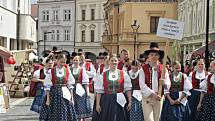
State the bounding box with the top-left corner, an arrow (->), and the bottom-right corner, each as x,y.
200,74 -> 215,92
94,69 -> 132,93
139,67 -> 171,97
82,62 -> 96,78
44,67 -> 75,91
33,68 -> 50,81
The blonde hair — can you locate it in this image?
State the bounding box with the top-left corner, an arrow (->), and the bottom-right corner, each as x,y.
57,54 -> 67,62
109,54 -> 118,60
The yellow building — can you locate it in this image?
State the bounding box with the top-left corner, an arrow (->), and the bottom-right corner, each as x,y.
102,0 -> 178,60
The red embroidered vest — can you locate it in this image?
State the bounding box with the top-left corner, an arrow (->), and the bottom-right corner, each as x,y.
71,67 -> 83,84
207,74 -> 215,95
142,64 -> 162,89
39,68 -> 46,79
169,73 -> 185,92
130,73 -> 140,90
94,64 -> 104,74
51,66 -> 69,86
118,61 -> 124,70
192,71 -> 208,89
103,70 -> 124,94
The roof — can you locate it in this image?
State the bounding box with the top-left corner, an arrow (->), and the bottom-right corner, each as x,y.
191,40 -> 215,59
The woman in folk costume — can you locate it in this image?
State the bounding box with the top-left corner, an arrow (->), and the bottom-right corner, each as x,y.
196,60 -> 215,121
79,54 -> 96,93
39,54 -> 77,121
92,54 -> 132,121
71,56 -> 92,121
129,60 -> 144,121
160,61 -> 192,121
92,55 -> 110,121
30,58 -> 53,113
139,48 -> 170,121
188,59 -> 209,120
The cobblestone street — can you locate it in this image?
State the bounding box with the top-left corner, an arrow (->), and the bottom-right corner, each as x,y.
0,97 -> 92,121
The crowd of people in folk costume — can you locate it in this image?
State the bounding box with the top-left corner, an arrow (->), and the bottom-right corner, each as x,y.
29,42 -> 215,121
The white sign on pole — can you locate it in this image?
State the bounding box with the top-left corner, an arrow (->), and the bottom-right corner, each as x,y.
156,18 -> 184,40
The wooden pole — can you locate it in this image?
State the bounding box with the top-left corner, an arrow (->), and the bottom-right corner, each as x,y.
158,40 -> 170,96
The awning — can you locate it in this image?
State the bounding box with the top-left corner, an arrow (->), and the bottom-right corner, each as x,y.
191,40 -> 215,59
0,46 -> 11,58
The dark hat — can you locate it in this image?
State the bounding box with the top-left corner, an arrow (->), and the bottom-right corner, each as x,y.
99,52 -> 103,56
144,49 -> 165,59
71,52 -> 77,57
150,42 -> 159,49
103,52 -> 108,56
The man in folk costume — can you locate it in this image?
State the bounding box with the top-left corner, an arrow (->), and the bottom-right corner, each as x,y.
118,49 -> 131,72
79,54 -> 96,93
139,44 -> 170,121
94,52 -> 105,75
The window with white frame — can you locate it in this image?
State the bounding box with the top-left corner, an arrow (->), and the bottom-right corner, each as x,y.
82,9 -> 86,20
43,31 -> 47,41
53,10 -> 59,21
91,30 -> 95,42
51,30 -> 55,40
64,30 -> 70,41
42,10 -> 49,21
64,10 -> 71,21
56,30 -> 60,41
81,30 -> 85,42
91,9 -> 95,20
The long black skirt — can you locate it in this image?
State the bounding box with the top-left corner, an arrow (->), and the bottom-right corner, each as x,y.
196,94 -> 215,121
188,89 -> 201,120
39,86 -> 77,121
91,94 -> 128,121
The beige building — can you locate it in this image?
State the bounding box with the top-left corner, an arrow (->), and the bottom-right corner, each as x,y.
178,0 -> 215,62
76,0 -> 106,58
102,0 -> 178,60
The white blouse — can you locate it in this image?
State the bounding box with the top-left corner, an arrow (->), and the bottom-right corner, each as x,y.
71,66 -> 89,84
44,67 -> 75,91
82,62 -> 96,78
94,69 -> 132,94
200,74 -> 215,92
33,68 -> 50,81
165,73 -> 192,96
139,67 -> 171,97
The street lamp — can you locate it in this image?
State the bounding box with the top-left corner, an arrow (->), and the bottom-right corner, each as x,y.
205,0 -> 210,71
131,20 -> 140,60
44,31 -> 52,52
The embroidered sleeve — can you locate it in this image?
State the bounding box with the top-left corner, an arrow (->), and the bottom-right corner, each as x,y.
139,68 -> 155,97
44,70 -> 53,91
164,68 -> 171,95
123,71 -> 132,92
183,74 -> 192,96
82,68 -> 89,84
188,72 -> 193,83
200,76 -> 208,92
94,74 -> 104,94
67,68 -> 75,89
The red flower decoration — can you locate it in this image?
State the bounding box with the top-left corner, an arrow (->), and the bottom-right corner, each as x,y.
7,56 -> 16,65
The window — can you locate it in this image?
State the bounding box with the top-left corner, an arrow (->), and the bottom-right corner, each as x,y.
150,16 -> 159,33
82,9 -> 86,20
42,10 -> 49,21
53,10 -> 59,21
64,30 -> 70,41
91,9 -> 95,20
91,30 -> 95,42
56,30 -> 60,41
64,10 -> 71,21
43,31 -> 47,41
51,30 -> 55,40
81,30 -> 85,42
